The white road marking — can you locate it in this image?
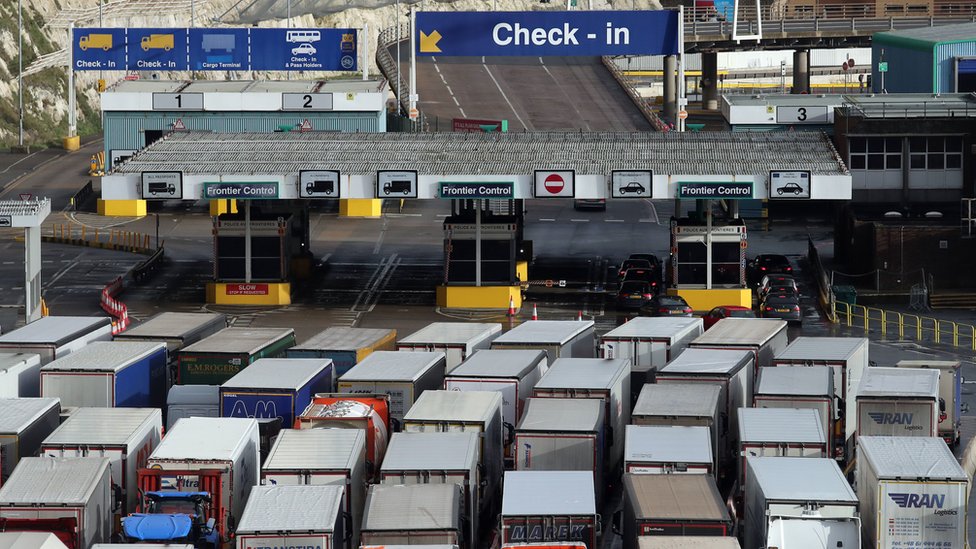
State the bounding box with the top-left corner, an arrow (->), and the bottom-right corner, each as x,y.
570,219 -> 590,222
482,63 -> 529,130
539,218 -> 556,222
452,97 -> 460,106
605,219 -> 625,223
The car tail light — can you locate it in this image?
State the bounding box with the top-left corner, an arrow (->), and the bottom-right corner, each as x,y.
786,266 -> 792,272
792,305 -> 800,311
759,266 -> 766,271
683,307 -> 692,313
658,308 -> 669,314
619,270 -> 626,277
764,306 -> 773,311
651,281 -> 658,287
642,293 -> 653,299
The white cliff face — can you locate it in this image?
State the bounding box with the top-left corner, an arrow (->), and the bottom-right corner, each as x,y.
0,0 -> 661,146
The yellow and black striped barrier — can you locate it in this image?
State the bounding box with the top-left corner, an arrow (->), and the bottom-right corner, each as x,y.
43,224 -> 158,255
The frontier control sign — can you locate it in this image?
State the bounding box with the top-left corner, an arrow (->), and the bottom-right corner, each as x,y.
439,182 -> 514,199
416,11 -> 678,57
678,182 -> 753,200
203,182 -> 279,200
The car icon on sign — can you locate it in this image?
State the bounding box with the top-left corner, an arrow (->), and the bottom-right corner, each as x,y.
619,181 -> 646,195
291,43 -> 316,56
776,182 -> 804,195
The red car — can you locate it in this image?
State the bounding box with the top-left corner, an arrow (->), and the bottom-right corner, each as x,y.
702,305 -> 756,330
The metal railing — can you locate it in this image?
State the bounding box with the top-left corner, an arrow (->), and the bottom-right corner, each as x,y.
683,1 -> 976,23
601,57 -> 670,132
377,25 -> 410,116
833,301 -> 976,350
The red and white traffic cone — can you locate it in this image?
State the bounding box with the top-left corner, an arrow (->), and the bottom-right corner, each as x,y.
531,304 -> 538,321
507,296 -> 516,317
577,310 -> 583,321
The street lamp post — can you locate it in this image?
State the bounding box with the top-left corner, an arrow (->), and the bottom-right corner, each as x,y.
18,0 -> 23,147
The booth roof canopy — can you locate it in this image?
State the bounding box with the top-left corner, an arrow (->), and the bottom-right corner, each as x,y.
112,130 -> 850,176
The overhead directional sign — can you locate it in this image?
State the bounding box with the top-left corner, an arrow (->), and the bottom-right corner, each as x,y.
416,10 -> 678,57
72,27 -> 358,71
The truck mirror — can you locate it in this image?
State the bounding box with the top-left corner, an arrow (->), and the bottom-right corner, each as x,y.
611,510 -> 623,535
606,425 -> 614,447
503,422 -> 515,446
205,518 -> 216,533
390,417 -> 403,432
112,485 -> 123,512
939,397 -> 946,413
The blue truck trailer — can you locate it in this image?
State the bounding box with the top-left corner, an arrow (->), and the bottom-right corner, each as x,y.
219,358 -> 334,427
40,341 -> 168,409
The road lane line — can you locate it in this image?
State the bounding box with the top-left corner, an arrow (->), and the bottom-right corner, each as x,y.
539,218 -> 556,222
570,219 -> 590,222
482,63 -> 529,130
605,219 -> 625,222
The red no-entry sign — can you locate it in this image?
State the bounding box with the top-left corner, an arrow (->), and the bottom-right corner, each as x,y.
544,173 -> 565,194
534,170 -> 575,198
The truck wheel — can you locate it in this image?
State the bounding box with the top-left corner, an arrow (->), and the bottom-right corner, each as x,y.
384,189 -> 390,195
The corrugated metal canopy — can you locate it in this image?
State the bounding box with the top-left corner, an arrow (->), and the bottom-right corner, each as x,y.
112,130 -> 850,176
875,22 -> 976,46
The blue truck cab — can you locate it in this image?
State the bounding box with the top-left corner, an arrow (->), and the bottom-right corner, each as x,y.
123,491 -> 218,548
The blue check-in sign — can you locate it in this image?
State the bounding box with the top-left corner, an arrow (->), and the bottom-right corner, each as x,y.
189,28 -> 249,70
250,28 -> 358,71
73,28 -> 126,70
416,10 -> 678,57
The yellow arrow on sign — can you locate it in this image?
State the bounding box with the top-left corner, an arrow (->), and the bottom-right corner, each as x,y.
420,30 -> 442,53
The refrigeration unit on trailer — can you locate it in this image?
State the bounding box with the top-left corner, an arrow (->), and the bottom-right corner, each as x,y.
338,351 -> 446,422
0,398 -> 61,485
360,484 -> 465,548
631,384 -> 721,473
856,367 -> 940,439
753,366 -> 835,457
637,537 -> 740,549
744,457 -> 860,549
736,407 -> 827,492
177,328 -> 295,386
40,342 -> 167,410
656,348 -> 753,478
501,471 -> 600,549
3,533 -> 71,549
219,358 -> 334,427
600,317 -> 703,403
0,317 -> 112,365
261,428 -> 366,545
893,360 -> 962,445
380,432 -> 481,544
41,407 -> 162,515
615,474 -> 732,549
624,425 -> 713,475
772,336 -> 869,463
397,323 -> 502,373
295,393 -> 392,478
0,354 -> 41,398
688,318 -> 787,375
165,385 -> 219,430
114,313 -> 226,356
135,417 -> 260,548
0,457 -> 112,549
402,390 -> 504,516
490,321 -> 595,360
286,327 -> 396,377
532,358 -> 630,473
856,436 -> 968,549
515,398 -> 605,498
235,485 -> 348,549
444,349 -> 547,465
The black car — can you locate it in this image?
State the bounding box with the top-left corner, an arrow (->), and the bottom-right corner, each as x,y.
618,259 -> 652,279
759,294 -> 802,323
639,295 -> 693,317
616,281 -> 653,310
758,283 -> 799,300
627,253 -> 662,273
622,268 -> 660,293
749,254 -> 793,285
573,199 -> 606,211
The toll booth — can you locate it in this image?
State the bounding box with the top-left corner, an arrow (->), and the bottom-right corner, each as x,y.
213,211 -> 298,281
442,200 -> 523,305
668,216 -> 750,310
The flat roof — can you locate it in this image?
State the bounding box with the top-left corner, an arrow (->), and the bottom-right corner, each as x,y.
875,22 -> 976,46
723,93 -> 848,107
113,130 -> 850,176
843,93 -> 976,119
107,79 -> 387,94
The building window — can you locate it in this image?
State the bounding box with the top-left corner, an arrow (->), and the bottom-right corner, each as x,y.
849,136 -> 903,172
908,135 -> 963,171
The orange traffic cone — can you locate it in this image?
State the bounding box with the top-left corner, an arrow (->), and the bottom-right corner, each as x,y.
531,304 -> 538,321
508,296 -> 516,317
577,310 -> 583,321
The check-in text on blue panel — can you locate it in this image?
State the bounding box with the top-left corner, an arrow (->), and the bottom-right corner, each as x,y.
415,10 -> 679,57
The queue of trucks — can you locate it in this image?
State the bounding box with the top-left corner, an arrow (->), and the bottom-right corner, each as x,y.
0,313 -> 967,549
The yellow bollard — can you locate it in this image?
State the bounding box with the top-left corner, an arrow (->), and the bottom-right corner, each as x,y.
82,226 -> 87,242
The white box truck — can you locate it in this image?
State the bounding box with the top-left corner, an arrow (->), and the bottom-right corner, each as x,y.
0,317 -> 113,365
114,313 -> 226,355
135,417 -> 260,548
381,432 -> 481,544
532,358 -> 630,473
41,407 -> 162,515
397,323 -> 502,373
772,336 -> 869,464
753,366 -> 836,458
856,367 -> 940,439
856,436 -> 968,549
402,390 -> 504,517
490,320 -> 595,360
165,385 -> 219,430
893,360 -> 962,446
0,354 -> 42,398
744,457 -> 860,549
338,351 -> 446,422
624,425 -> 713,475
260,428 -> 366,546
235,485 -> 349,549
737,407 -> 827,492
637,537 -> 740,549
688,318 -> 787,375
500,471 -> 600,549
656,348 -> 753,479
631,384 -> 721,474
600,317 -> 702,404
0,398 -> 61,485
444,349 -> 547,466
515,398 -> 605,498
0,457 -> 113,549
360,484 -> 465,549
286,327 -> 396,377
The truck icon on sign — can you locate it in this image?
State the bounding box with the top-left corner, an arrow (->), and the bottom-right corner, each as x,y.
141,34 -> 175,51
201,34 -> 235,53
147,182 -> 176,196
383,180 -> 412,195
79,34 -> 113,51
306,180 -> 335,195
